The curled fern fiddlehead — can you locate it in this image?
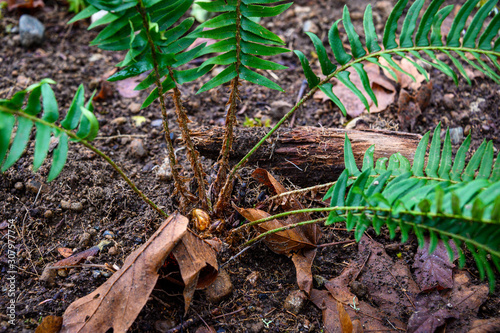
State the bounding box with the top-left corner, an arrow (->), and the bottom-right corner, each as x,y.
296,0 -> 500,115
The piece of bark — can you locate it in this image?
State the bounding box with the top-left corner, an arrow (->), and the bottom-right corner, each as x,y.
190,126 -> 421,186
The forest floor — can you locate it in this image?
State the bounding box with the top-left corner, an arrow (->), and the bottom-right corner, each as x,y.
1,0 -> 500,332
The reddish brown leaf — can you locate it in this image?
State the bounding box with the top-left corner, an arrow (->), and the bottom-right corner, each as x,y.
57,247 -> 73,258
52,246 -> 99,267
337,300 -> 353,333
468,318 -> 500,333
116,77 -> 141,99
7,0 -> 44,10
35,315 -> 62,333
171,231 -> 218,314
291,248 -> 317,295
92,80 -> 113,102
61,213 -> 188,333
413,237 -> 458,291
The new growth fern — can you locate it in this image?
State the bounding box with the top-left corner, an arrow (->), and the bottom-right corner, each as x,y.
295,0 -> 500,115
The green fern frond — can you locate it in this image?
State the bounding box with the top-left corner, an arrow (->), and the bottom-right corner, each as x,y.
71,0 -> 210,108
0,80 -> 99,181
296,0 -> 500,116
191,0 -> 291,93
324,125 -> 500,291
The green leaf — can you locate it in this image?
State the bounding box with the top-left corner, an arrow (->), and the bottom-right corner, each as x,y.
141,76 -> 175,109
463,0 -> 498,47
336,71 -> 370,112
346,168 -> 371,206
41,83 -> 59,122
447,0 -> 481,47
33,123 -> 51,172
1,118 -> 33,172
60,84 -> 85,130
241,17 -> 284,44
363,4 -> 381,53
342,5 -> 366,59
319,83 -> 347,116
239,66 -> 284,91
383,0 -> 409,49
490,153 -> 500,182
344,134 -> 360,176
198,11 -> 236,29
438,128 -> 452,179
352,63 -> 378,107
241,54 -> 287,71
241,41 -> 289,56
478,12 -> 500,50
441,50 -> 472,85
68,5 -> 99,24
305,32 -> 336,75
415,0 -> 446,46
47,132 -> 69,182
425,123 -> 442,178
294,50 -> 320,89
76,106 -> 100,141
197,64 -> 238,93
430,5 -> 454,46
329,19 -> 351,65
362,145 -> 375,172
240,3 -> 292,17
463,140 -> 487,181
400,0 -> 425,48
327,169 -> 348,213
450,134 -> 471,181
477,141 -> 494,179
0,113 -> 16,165
174,65 -> 214,85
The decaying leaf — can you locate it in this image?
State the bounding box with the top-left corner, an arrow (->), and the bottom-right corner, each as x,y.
57,247 -> 73,258
329,63 -> 396,117
413,237 -> 458,291
116,77 -> 141,98
337,300 -> 353,333
51,246 -> 100,268
468,318 -> 500,333
407,291 -> 459,333
7,0 -> 44,10
171,231 -> 218,314
35,315 -> 62,333
61,213 -> 189,333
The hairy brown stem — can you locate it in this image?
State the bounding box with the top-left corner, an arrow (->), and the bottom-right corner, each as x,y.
168,67 -> 211,211
213,0 -> 243,214
137,0 -> 196,203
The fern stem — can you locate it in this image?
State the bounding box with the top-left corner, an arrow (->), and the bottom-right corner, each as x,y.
168,67 -> 212,212
213,0 -> 243,215
0,105 -> 168,218
222,45 -> 500,194
137,0 -> 196,203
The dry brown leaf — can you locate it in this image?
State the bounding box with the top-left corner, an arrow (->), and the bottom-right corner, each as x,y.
57,247 -> 73,258
61,213 -> 189,333
35,315 -> 62,333
468,318 -> 500,333
337,300 -> 353,333
380,57 -> 427,90
52,246 -> 99,268
329,63 -> 396,117
7,0 -> 44,10
171,231 -> 218,314
234,206 -> 315,254
291,248 -> 316,295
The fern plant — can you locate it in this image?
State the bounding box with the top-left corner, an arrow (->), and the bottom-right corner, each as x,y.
0,80 -> 168,218
293,0 -> 500,114
70,0 -> 212,209
187,0 -> 291,213
240,124 -> 500,291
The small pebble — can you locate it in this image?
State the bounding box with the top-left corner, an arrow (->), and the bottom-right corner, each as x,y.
79,232 -> 92,247
128,102 -> 141,114
103,230 -> 115,239
108,246 -> 119,256
449,127 -> 464,145
88,228 -> 98,237
129,139 -> 147,158
205,269 -> 233,303
60,200 -> 71,210
57,269 -> 68,278
19,14 -> 45,47
283,290 -> 307,314
14,182 -> 24,190
70,202 -> 83,212
245,271 -> 260,286
151,119 -> 163,128
111,117 -> 127,125
26,180 -> 42,194
443,93 -> 455,109
44,210 -> 53,218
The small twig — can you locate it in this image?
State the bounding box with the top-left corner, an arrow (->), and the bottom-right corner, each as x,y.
316,239 -> 355,249
221,239 -> 262,268
94,134 -> 147,140
284,158 -> 303,171
289,80 -> 308,128
212,307 -> 245,319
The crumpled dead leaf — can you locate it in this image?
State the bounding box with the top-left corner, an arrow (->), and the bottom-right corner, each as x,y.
413,237 -> 458,291
61,213 -> 189,333
170,230 -> 218,314
35,315 -> 62,333
311,236 -> 418,332
235,168 -> 321,294
329,63 -> 396,117
407,291 -> 459,333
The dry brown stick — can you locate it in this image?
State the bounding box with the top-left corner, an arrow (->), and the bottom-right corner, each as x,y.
191,126 -> 421,186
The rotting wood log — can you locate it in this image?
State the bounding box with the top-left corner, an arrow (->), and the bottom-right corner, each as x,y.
190,126 -> 421,186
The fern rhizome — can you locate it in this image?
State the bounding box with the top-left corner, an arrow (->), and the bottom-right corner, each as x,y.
1,0 -> 500,288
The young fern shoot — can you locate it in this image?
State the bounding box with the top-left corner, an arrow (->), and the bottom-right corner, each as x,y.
190,0 -> 291,213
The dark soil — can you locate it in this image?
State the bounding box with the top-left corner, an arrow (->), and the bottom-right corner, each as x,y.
1,0 -> 499,332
